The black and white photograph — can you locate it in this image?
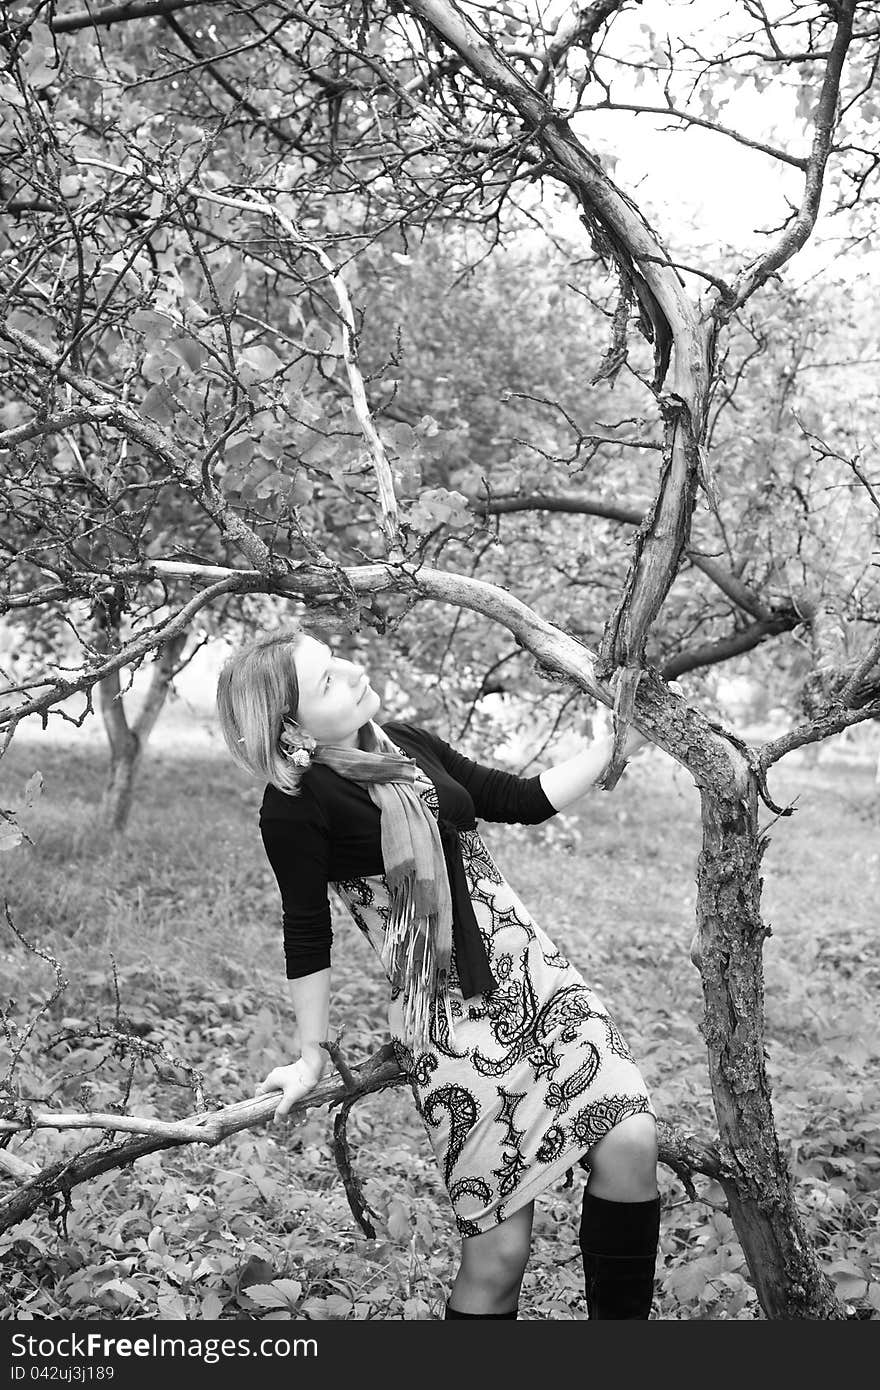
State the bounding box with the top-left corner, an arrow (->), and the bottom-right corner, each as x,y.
1,0 -> 878,1343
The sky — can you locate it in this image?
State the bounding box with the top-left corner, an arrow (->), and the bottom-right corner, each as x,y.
535,0 -> 873,286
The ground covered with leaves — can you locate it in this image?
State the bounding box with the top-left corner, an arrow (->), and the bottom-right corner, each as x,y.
1,725 -> 878,1320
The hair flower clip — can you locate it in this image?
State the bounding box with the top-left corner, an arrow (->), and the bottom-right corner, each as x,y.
279,716 -> 317,768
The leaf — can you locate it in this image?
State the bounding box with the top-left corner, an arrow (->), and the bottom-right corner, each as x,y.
272,1278 -> 303,1304
382,422 -> 417,457
147,1226 -> 166,1254
141,385 -> 179,426
662,1261 -> 711,1303
283,358 -> 314,402
168,338 -> 207,373
156,1289 -> 189,1319
253,467 -> 282,499
0,817 -> 23,853
0,79 -> 25,109
200,1290 -> 224,1319
23,771 -> 43,807
99,1279 -> 143,1304
248,1172 -> 279,1203
402,1297 -> 431,1319
212,254 -> 245,302
239,345 -> 284,384
131,310 -> 171,343
833,1273 -> 868,1300
6,308 -> 55,347
300,1294 -> 353,1319
243,1284 -> 290,1309
237,1255 -> 275,1289
408,487 -> 471,534
287,473 -> 314,507
302,323 -> 335,355
222,435 -> 253,471
391,454 -> 422,498
23,22 -> 57,90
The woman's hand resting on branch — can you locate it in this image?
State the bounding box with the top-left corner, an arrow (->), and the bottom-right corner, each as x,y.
255,1054 -> 327,1122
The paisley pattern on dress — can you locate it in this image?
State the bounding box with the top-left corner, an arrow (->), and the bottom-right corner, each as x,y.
330,752 -> 654,1236
423,1084 -> 479,1185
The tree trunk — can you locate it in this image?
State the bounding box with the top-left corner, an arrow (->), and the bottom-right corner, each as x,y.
695,777 -> 844,1318
99,738 -> 141,833
97,630 -> 189,834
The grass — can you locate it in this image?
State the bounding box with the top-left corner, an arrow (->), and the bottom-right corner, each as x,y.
1,718 -> 878,1320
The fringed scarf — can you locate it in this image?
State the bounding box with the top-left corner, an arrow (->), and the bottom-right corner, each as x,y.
282,718 -> 494,1051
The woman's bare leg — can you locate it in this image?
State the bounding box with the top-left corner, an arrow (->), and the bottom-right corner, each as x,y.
447,1200 -> 535,1315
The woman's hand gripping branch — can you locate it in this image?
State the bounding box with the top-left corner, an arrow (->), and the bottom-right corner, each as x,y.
255,1052 -> 328,1122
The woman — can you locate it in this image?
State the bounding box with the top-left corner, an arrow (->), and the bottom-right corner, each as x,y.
216,624 -> 661,1321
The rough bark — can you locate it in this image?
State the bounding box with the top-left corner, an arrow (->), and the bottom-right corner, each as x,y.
694,775 -> 843,1319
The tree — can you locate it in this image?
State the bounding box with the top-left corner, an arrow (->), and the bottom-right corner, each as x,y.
3,0 -> 880,1318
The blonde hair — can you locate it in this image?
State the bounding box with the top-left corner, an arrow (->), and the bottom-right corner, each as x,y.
216,624 -> 308,795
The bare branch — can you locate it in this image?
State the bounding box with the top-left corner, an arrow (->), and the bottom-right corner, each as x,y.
0,407 -> 114,449
580,99 -> 807,170
50,0 -> 210,34
760,700 -> 880,771
0,574 -> 257,737
662,612 -> 800,680
723,1 -> 859,316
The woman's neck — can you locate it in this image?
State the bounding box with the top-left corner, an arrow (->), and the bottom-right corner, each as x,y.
332,721 -> 370,750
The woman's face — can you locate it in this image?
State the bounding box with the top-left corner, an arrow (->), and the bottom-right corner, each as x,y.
292,634 -> 381,746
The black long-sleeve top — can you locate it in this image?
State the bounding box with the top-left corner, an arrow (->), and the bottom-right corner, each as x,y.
259,721 -> 557,980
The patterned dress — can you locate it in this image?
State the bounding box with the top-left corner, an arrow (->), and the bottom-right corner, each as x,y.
330,741 -> 655,1239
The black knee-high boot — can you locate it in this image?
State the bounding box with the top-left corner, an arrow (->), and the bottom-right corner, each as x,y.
445,1301 -> 518,1319
578,1190 -> 661,1320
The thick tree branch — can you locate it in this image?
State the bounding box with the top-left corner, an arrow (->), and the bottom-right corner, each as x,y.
0,407 -> 115,448
2,556 -> 742,794
662,613 -> 800,680
404,0 -> 700,368
0,1039 -> 727,1239
50,0 -> 210,33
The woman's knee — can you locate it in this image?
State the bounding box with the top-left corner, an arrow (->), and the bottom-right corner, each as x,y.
587,1113 -> 658,1192
459,1203 -> 533,1286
